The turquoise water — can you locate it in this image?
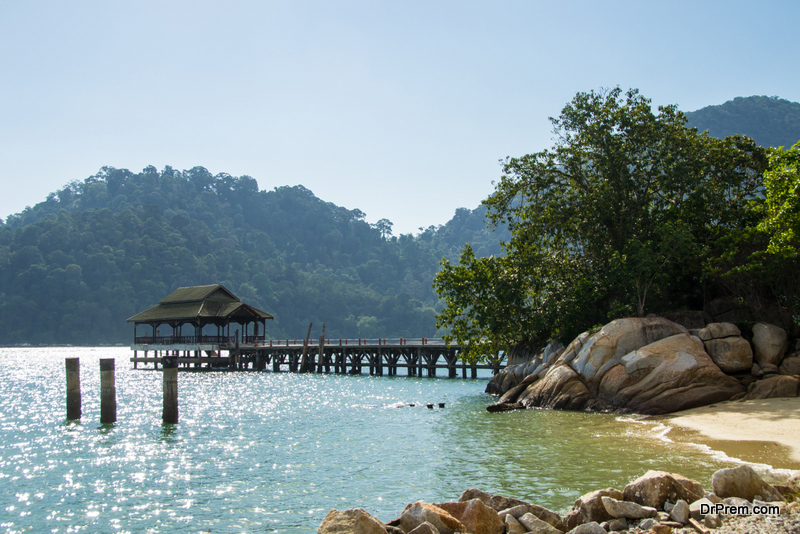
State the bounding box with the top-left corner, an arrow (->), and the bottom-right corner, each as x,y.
0,347 -> 739,533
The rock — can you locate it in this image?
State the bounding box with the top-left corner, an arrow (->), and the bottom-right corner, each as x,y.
395,502 -> 466,534
606,517 -> 628,531
563,488 -> 623,530
503,514 -> 527,534
598,334 -> 744,414
518,364 -> 593,411
408,523 -> 441,534
760,363 -> 780,375
319,508 -> 389,534
498,374 -> 539,404
657,511 -> 670,521
433,499 -> 503,534
486,402 -> 524,412
601,496 -> 657,519
722,497 -> 753,514
779,356 -> 800,376
649,525 -> 673,534
706,323 -> 741,339
703,513 -> 722,528
638,518 -> 658,530
517,513 -> 563,534
712,465 -> 784,502
386,527 -> 405,534
566,522 -> 606,534
752,323 -> 788,367
745,375 -> 800,400
623,471 -> 704,509
703,336 -> 753,373
669,499 -> 689,524
689,498 -> 715,520
461,489 -> 564,531
704,492 -> 723,504
497,505 -> 564,532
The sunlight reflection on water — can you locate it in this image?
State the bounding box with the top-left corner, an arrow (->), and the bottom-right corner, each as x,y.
0,347 -> 739,533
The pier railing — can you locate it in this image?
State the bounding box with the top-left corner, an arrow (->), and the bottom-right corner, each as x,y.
133,336 -> 450,347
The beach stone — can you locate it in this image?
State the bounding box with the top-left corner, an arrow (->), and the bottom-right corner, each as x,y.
601,496 -> 657,519
623,471 -> 704,509
503,514 -> 527,534
648,525 -> 672,534
517,513 -> 562,534
638,518 -> 657,530
669,499 -> 689,524
396,502 -> 466,534
712,465 -> 784,502
566,522 -> 606,534
434,499 -> 503,534
704,513 -> 722,528
319,508 -> 389,534
704,492 -> 723,504
779,356 -> 800,376
689,497 -> 715,520
753,323 -> 788,367
722,497 -> 753,514
706,322 -> 741,339
408,523 -> 441,534
564,488 -> 623,530
497,504 -> 565,531
606,517 -> 628,531
703,336 -> 753,373
745,375 -> 800,400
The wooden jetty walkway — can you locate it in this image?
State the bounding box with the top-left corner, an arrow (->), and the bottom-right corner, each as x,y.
130,336 -> 505,378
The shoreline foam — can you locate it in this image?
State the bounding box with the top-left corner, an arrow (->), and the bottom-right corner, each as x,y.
660,396 -> 800,472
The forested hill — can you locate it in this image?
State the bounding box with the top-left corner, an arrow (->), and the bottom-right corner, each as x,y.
685,95 -> 800,148
0,166 -> 508,345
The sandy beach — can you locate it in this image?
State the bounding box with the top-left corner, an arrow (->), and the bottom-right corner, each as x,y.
665,396 -> 800,470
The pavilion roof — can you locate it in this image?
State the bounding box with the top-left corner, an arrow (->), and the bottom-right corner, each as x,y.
127,284 -> 274,324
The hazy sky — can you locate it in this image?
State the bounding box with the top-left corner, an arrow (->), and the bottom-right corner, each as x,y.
1,1 -> 798,234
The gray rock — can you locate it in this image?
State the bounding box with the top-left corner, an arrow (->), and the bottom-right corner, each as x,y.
706,322 -> 742,339
690,497 -> 715,520
518,513 -> 563,534
563,487 -> 623,530
503,514 -> 527,534
606,517 -> 627,531
752,323 -> 788,367
713,465 -> 784,502
722,497 -> 753,515
693,328 -> 712,341
703,336 -> 753,373
663,501 -> 674,513
566,522 -> 606,534
670,499 -> 689,524
704,513 -> 723,528
601,496 -> 657,519
638,517 -> 657,530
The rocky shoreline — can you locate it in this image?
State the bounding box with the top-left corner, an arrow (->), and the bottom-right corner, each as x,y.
318,465 -> 800,534
485,317 -> 800,415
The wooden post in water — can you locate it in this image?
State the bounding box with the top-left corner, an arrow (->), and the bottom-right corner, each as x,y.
162,356 -> 179,424
316,324 -> 326,373
65,358 -> 81,420
299,323 -> 313,373
100,358 -> 117,424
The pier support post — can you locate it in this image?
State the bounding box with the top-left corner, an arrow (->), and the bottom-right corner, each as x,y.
100,358 -> 117,424
162,356 -> 179,424
65,358 -> 81,420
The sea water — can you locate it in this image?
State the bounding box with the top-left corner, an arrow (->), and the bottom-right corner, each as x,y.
0,347 -> 742,533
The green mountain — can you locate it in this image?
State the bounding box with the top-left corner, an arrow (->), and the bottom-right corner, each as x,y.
685,95 -> 800,148
0,165 -> 509,345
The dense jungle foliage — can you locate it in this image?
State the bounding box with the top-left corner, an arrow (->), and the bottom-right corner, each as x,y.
435,88 -> 800,361
0,166 -> 508,344
685,95 -> 800,149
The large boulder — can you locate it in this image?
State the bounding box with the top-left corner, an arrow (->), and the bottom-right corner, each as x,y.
752,323 -> 789,367
319,508 -> 388,534
563,487 -> 623,530
711,465 -> 784,502
394,502 -> 466,534
433,499 -> 503,534
517,365 -> 594,411
779,356 -> 800,376
745,375 -> 800,400
622,471 -> 704,509
703,336 -> 753,373
598,334 -> 744,414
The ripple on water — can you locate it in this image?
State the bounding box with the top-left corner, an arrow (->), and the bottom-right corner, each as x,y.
0,347 -> 744,532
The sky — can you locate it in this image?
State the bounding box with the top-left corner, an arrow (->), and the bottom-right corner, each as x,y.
1,1 -> 799,235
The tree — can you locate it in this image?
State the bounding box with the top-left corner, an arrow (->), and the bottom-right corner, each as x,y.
435,87 -> 768,357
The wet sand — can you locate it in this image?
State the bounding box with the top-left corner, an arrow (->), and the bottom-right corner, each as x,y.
662,396 -> 800,470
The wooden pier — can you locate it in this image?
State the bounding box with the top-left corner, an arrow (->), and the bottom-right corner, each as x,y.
130,337 -> 505,378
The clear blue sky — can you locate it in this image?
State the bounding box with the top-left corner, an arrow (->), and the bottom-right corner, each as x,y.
1,1 -> 798,234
